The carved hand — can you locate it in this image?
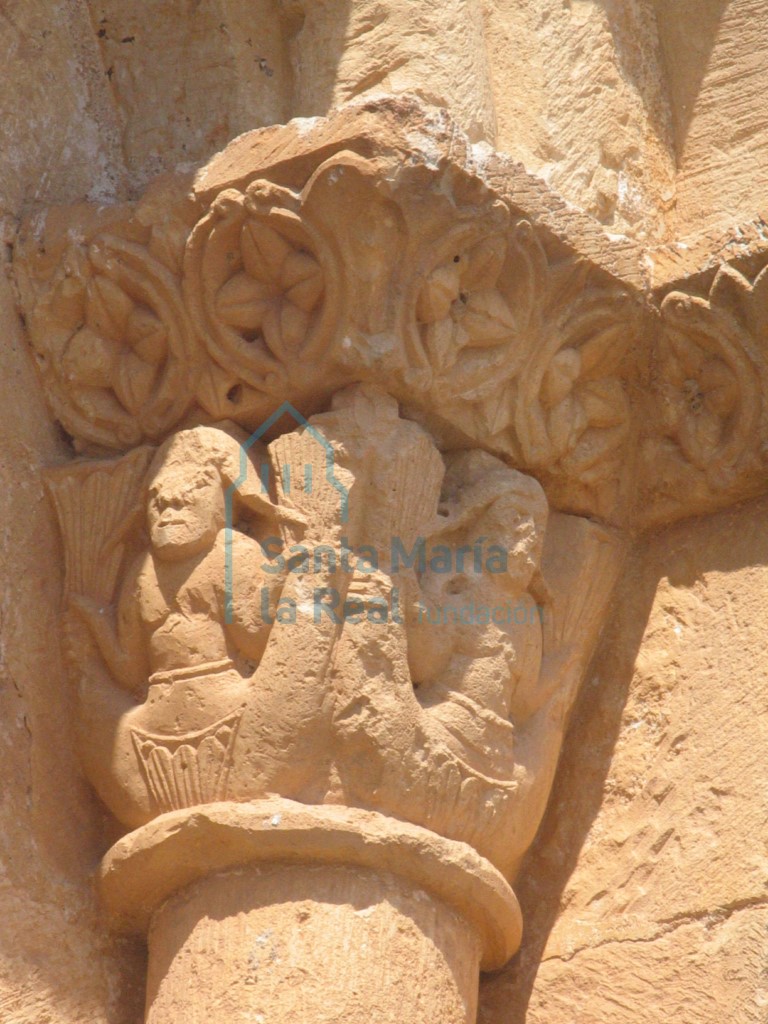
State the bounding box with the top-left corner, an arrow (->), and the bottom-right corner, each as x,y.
68,593 -> 145,698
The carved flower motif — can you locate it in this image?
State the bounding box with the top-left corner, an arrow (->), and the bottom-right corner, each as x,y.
415,236 -> 516,395
634,265 -> 768,527
63,268 -> 166,414
511,220 -> 635,495
535,344 -> 629,477
658,273 -> 762,485
184,181 -> 338,420
215,219 -> 324,360
660,342 -> 740,465
34,237 -> 195,450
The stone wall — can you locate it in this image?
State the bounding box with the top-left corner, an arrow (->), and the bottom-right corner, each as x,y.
0,275 -> 145,1020
482,496 -> 768,1022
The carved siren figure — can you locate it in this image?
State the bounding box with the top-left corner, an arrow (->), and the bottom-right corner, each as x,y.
49,384 -> 622,884
49,425 -> 290,824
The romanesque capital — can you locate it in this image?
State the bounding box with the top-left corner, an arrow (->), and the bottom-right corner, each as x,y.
14,95 -> 766,1022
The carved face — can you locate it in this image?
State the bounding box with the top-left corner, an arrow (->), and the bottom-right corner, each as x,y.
147,463 -> 224,559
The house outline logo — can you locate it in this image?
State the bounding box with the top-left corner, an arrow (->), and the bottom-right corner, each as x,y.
224,401 -> 349,622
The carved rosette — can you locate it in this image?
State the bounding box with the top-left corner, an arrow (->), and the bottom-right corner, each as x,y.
396,212 -> 640,518
184,178 -> 343,421
406,203 -> 515,398
642,262 -> 768,526
16,230 -> 199,450
507,224 -> 637,513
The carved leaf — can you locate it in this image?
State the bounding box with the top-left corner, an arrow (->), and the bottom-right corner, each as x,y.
698,356 -> 739,417
502,221 -> 549,336
282,251 -> 323,311
559,424 -> 627,481
126,306 -> 168,365
279,303 -> 310,353
241,220 -> 293,286
45,446 -> 153,602
461,290 -> 516,345
461,235 -> 507,291
286,274 -> 323,314
547,394 -> 588,461
540,349 -> 581,409
416,263 -> 461,323
85,274 -> 134,342
424,319 -> 463,375
50,276 -> 87,331
62,328 -> 120,388
114,352 -> 158,415
579,379 -> 626,428
260,305 -> 283,358
216,272 -> 272,330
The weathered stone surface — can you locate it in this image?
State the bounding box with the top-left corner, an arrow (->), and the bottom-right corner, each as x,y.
2,2 -> 768,1022
485,0 -> 676,243
653,0 -> 768,266
0,272 -> 144,1022
522,907 -> 768,1024
481,495 -> 768,1023
287,0 -> 496,145
0,2 -> 125,213
85,0 -> 292,191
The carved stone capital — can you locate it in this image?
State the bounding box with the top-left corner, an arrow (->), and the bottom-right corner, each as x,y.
17,95 -> 767,1022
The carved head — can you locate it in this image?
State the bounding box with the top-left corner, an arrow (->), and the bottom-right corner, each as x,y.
438,450 -> 548,593
146,424 -> 272,560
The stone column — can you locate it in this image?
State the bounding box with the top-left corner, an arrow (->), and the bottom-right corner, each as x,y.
101,802 -> 521,1024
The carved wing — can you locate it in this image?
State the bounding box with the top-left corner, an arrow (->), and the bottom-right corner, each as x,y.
46,446 -> 153,604
536,510 -> 626,719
